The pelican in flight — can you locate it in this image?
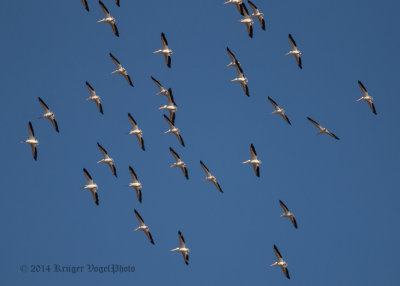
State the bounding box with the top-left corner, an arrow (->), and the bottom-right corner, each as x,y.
226,47 -> 240,67
128,166 -> 143,203
231,61 -> 249,96
279,200 -> 297,229
81,168 -> 99,205
224,0 -> 243,15
127,113 -> 145,151
81,0 -> 89,11
38,97 -> 59,132
171,231 -> 189,265
307,117 -> 339,140
85,81 -> 103,114
151,76 -> 169,96
154,32 -> 172,68
242,144 -> 261,177
267,96 -> 291,126
163,114 -> 185,147
200,161 -> 223,193
237,4 -> 254,38
357,81 -> 376,115
286,34 -> 302,69
133,209 -> 154,244
98,1 -> 119,37
169,147 -> 188,180
270,245 -> 290,279
248,0 -> 265,30
109,53 -> 134,87
158,88 -> 177,120
21,121 -> 38,161
97,142 -> 117,177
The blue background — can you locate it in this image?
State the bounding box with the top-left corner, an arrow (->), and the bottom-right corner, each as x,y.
1,0 -> 400,285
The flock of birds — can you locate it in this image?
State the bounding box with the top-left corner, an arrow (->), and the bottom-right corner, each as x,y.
20,0 -> 378,280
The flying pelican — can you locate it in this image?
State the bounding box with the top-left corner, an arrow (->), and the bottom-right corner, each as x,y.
226,47 -> 240,67
270,245 -> 290,279
279,200 -> 297,229
158,88 -> 177,120
85,81 -> 103,114
81,168 -> 99,205
286,34 -> 302,69
237,4 -> 254,38
242,144 -> 261,177
133,209 -> 154,244
38,97 -> 59,132
98,1 -> 119,37
151,76 -> 169,96
171,231 -> 189,265
169,147 -> 188,180
153,32 -> 173,68
357,81 -> 376,115
21,121 -> 38,161
231,61 -> 249,96
307,117 -> 339,140
200,161 -> 223,193
126,113 -> 145,151
81,0 -> 89,11
115,0 -> 120,6
97,142 -> 117,177
267,96 -> 291,126
109,53 -> 134,87
163,114 -> 185,147
128,166 -> 143,203
223,0 -> 243,15
248,1 -> 265,30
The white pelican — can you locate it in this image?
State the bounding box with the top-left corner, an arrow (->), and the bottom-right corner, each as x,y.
81,0 -> 89,11
98,1 -> 119,37
85,81 -> 103,114
171,231 -> 189,265
133,209 -> 154,244
231,61 -> 249,96
286,34 -> 302,69
267,96 -> 291,126
97,142 -> 117,177
248,0 -> 265,30
151,76 -> 169,96
242,144 -> 261,177
279,200 -> 297,229
109,53 -> 134,87
81,168 -> 99,205
237,4 -> 254,38
169,147 -> 188,180
307,117 -> 339,140
153,32 -> 172,68
270,245 -> 290,279
158,88 -> 177,120
21,121 -> 38,161
126,113 -> 145,151
163,114 -> 185,147
223,0 -> 243,15
128,166 -> 143,203
357,81 -> 377,115
200,160 -> 223,193
115,0 -> 120,7
38,97 -> 59,132
226,47 -> 240,67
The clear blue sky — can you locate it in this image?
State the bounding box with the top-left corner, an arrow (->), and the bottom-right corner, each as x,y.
1,0 -> 400,285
